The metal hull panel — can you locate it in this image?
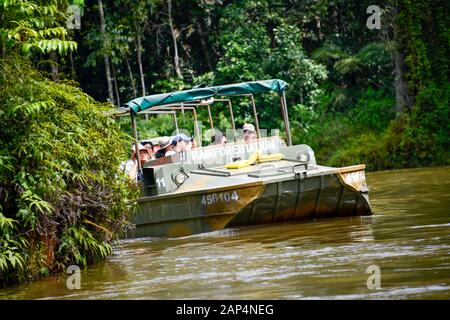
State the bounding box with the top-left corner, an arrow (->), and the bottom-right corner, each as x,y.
225,173 -> 371,228
129,169 -> 372,238
130,184 -> 265,238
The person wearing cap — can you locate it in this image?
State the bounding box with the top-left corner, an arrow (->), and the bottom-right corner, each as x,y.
242,123 -> 257,144
172,133 -> 193,153
154,134 -> 193,159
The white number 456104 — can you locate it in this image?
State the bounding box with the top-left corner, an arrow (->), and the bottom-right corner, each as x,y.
201,191 -> 239,205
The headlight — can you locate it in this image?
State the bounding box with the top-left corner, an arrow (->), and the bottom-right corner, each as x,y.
175,172 -> 187,185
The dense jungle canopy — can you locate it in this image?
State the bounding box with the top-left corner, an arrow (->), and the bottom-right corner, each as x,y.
65,0 -> 449,169
0,0 -> 449,286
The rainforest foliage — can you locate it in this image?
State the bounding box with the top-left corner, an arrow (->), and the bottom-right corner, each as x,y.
0,0 -> 449,286
0,0 -> 137,287
68,0 -> 448,169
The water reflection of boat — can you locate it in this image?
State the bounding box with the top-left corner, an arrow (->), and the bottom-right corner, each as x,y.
119,79 -> 373,238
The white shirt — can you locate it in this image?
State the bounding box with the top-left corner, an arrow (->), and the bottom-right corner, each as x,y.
120,159 -> 135,175
165,150 -> 177,157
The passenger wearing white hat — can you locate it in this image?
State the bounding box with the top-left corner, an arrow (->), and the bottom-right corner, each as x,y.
155,138 -> 176,158
242,123 -> 257,144
121,143 -> 151,182
131,143 -> 147,153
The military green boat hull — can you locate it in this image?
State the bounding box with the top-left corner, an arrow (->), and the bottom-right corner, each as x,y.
129,157 -> 372,238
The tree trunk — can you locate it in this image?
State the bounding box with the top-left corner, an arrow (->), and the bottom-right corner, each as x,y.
135,23 -> 146,97
98,0 -> 115,104
111,63 -> 121,107
196,19 -> 213,71
315,15 -> 322,42
104,55 -> 115,104
381,4 -> 414,113
392,48 -> 414,113
49,51 -> 59,81
168,0 -> 182,79
124,53 -> 137,97
69,49 -> 76,80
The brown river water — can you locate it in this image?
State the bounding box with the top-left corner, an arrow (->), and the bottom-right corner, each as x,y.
1,166 -> 449,299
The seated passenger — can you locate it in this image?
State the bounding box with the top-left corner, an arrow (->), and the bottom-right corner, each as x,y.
190,137 -> 197,149
121,143 -> 150,182
172,133 -> 192,153
155,139 -> 176,158
143,141 -> 155,160
211,131 -> 227,146
242,123 -> 257,144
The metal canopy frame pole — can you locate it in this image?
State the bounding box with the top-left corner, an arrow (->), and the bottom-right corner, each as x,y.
130,110 -> 142,172
192,108 -> 200,147
207,104 -> 214,133
281,91 -> 292,146
250,94 -> 260,138
227,100 -> 237,142
279,96 -> 286,133
173,112 -> 179,134
152,106 -> 196,111
141,110 -> 176,115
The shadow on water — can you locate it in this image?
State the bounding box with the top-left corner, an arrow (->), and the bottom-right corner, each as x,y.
1,166 -> 449,299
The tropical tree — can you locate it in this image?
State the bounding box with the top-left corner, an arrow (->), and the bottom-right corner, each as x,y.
0,0 -> 77,56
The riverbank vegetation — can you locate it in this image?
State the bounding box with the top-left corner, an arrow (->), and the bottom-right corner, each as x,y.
0,0 -> 448,287
0,0 -> 137,287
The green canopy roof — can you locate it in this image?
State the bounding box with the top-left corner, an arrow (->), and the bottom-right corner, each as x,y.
124,79 -> 288,114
